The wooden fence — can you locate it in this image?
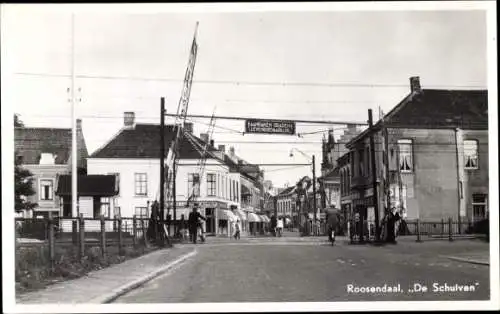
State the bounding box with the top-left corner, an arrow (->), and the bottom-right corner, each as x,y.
14,215 -> 169,267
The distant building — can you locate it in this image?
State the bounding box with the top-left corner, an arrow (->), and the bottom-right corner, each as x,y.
342,76 -> 488,227
14,120 -> 88,218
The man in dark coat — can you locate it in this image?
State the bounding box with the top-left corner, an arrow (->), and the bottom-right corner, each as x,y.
270,215 -> 277,237
188,205 -> 206,244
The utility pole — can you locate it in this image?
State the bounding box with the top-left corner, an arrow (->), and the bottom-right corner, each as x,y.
160,97 -> 165,246
368,109 -> 381,242
71,14 -> 78,218
312,155 -> 317,236
173,154 -> 177,235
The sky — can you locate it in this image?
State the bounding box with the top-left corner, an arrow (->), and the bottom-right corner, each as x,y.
2,3 -> 491,188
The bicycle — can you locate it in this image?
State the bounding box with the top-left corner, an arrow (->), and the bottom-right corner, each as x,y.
328,227 -> 336,246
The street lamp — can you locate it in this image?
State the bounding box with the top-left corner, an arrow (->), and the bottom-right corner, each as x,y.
289,148 -> 318,236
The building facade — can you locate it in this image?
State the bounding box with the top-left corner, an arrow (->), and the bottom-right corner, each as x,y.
341,77 -> 488,228
87,113 -> 242,236
14,120 -> 88,218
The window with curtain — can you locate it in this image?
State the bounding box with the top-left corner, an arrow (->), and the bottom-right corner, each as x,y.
188,173 -> 200,197
100,197 -> 111,218
464,140 -> 479,169
135,207 -> 148,218
397,139 -> 413,172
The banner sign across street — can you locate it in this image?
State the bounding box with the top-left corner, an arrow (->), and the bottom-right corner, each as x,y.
245,119 -> 296,135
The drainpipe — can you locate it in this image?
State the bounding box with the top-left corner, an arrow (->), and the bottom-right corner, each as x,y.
454,128 -> 463,233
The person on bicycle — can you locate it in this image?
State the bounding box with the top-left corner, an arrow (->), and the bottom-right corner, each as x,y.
326,210 -> 339,244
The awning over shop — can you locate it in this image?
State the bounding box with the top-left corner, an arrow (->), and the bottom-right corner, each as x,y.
218,209 -> 237,222
248,213 -> 261,222
259,215 -> 270,223
234,209 -> 247,221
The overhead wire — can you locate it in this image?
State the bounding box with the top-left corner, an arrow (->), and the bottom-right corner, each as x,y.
12,72 -> 487,89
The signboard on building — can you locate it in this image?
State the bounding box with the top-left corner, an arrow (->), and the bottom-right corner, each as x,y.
245,119 -> 296,135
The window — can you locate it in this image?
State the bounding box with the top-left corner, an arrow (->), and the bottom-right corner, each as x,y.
96,197 -> 111,218
188,173 -> 200,197
135,207 -> 148,218
472,194 -> 487,220
464,140 -> 479,169
222,175 -> 225,199
230,180 -> 233,201
358,149 -> 364,177
366,146 -> 370,175
40,179 -> 53,200
217,174 -> 221,197
109,173 -> 120,195
207,173 -> 216,196
134,173 -> 148,196
398,139 -> 413,172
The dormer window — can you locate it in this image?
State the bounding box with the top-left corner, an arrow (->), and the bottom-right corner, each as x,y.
39,153 -> 56,165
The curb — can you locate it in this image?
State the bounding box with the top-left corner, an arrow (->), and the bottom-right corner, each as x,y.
442,255 -> 489,266
91,248 -> 198,304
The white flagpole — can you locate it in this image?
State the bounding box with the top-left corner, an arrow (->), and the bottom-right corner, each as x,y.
71,14 -> 78,218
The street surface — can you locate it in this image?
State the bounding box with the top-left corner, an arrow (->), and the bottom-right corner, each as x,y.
114,235 -> 489,302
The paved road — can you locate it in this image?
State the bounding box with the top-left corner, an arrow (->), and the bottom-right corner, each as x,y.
114,238 -> 489,302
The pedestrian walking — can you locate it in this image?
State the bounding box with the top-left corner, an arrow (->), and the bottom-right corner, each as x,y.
276,217 -> 284,237
234,219 -> 241,240
270,215 -> 277,237
188,205 -> 206,244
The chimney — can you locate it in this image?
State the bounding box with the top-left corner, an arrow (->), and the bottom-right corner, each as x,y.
410,76 -> 421,93
210,139 -> 215,147
76,119 -> 82,132
123,112 -> 135,129
184,122 -> 193,134
200,133 -> 209,143
218,145 -> 226,152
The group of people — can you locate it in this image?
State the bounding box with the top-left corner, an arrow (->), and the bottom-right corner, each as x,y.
270,215 -> 285,237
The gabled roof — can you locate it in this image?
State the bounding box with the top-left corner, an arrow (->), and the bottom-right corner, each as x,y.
14,127 -> 88,168
277,186 -> 295,197
90,124 -> 217,159
56,175 -> 118,196
348,89 -> 488,147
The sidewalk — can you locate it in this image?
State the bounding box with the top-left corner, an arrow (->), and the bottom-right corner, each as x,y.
16,246 -> 197,304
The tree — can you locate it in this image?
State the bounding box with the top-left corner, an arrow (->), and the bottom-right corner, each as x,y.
15,153 -> 37,212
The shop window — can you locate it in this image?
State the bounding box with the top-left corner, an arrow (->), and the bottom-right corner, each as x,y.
40,179 -> 54,201
134,173 -> 147,196
464,140 -> 479,169
398,139 -> 413,172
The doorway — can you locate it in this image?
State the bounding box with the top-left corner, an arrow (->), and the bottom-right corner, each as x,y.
205,208 -> 216,235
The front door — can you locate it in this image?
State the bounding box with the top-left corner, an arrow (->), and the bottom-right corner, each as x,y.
205,208 -> 215,235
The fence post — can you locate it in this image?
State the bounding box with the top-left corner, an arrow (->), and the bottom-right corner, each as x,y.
79,214 -> 85,260
117,215 -> 123,255
448,217 -> 453,242
72,220 -> 78,245
416,219 -> 422,242
141,218 -> 148,250
100,215 -> 106,258
441,218 -> 444,237
133,215 -> 137,248
48,218 -> 55,270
